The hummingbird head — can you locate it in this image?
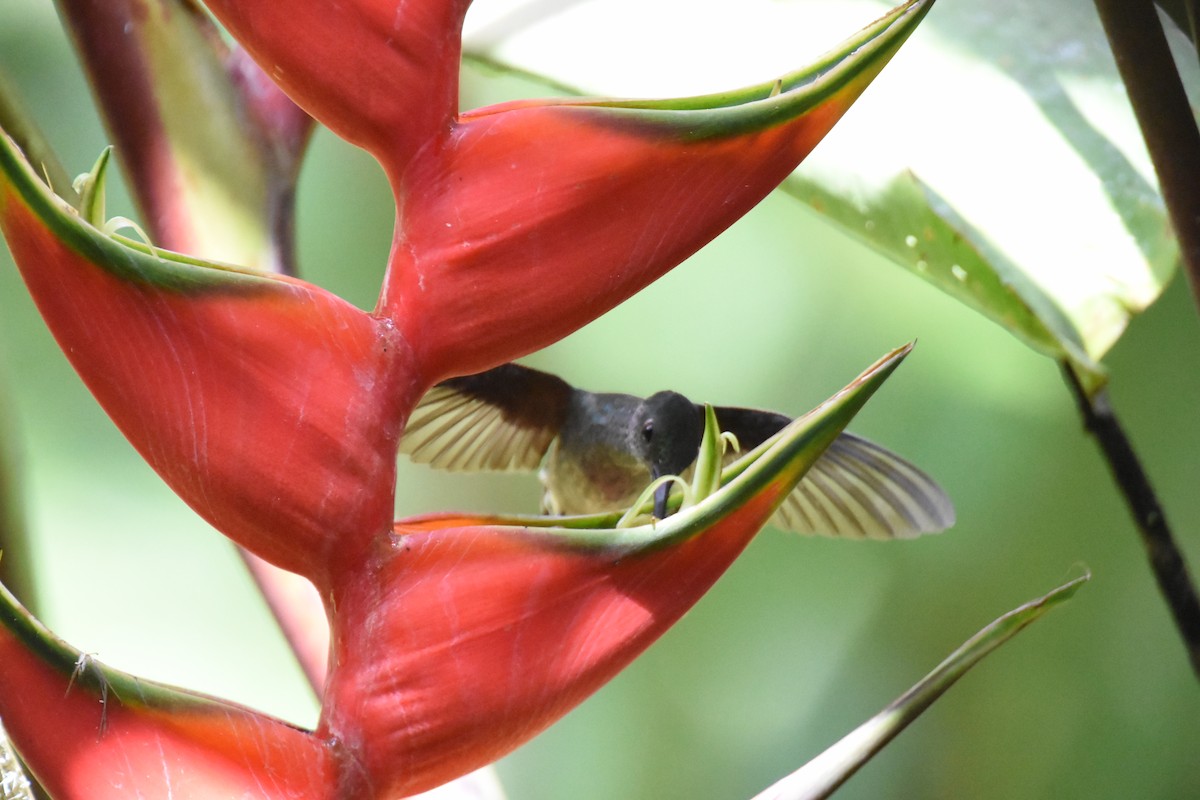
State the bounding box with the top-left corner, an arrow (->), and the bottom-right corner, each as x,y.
635,391 -> 703,517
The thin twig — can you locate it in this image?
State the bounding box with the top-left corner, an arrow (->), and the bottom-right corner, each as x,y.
1062,364 -> 1200,679
1093,0 -> 1200,313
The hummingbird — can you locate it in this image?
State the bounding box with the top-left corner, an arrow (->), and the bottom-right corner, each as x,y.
400,363 -> 954,540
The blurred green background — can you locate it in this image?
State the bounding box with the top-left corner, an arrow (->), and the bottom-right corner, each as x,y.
2,2 -> 1199,798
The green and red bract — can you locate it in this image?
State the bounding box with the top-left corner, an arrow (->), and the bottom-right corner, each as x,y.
323,515 -> 775,797
0,581 -> 333,799
0,136 -> 415,579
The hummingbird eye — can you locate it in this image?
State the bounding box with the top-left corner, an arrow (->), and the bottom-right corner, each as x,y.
641,420 -> 654,442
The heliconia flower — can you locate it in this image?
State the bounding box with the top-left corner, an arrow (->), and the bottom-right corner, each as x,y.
0,0 -> 939,793
204,0 -> 934,382
0,138 -> 413,579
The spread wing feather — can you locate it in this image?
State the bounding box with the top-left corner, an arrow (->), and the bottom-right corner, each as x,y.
714,407 -> 953,540
400,363 -> 573,472
772,432 -> 955,540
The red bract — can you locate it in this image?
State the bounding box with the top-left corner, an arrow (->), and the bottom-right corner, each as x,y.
0,583 -> 333,799
0,143 -> 416,579
389,0 -> 932,380
0,0 -> 937,795
325,516 -> 775,796
387,87 -> 862,379
201,0 -> 470,168
50,0 -> 329,688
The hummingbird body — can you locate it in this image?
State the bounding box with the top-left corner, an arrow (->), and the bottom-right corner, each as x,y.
401,363 -> 954,540
542,389 -> 702,515
544,393 -> 650,515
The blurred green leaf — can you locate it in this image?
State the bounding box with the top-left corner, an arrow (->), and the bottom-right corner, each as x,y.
751,572 -> 1089,800
0,69 -> 75,207
463,0 -> 1190,393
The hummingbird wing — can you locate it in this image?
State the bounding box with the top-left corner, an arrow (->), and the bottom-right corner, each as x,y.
775,433 -> 956,540
401,363 -> 573,472
715,407 -> 955,540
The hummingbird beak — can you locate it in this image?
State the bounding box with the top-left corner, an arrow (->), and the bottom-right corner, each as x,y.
653,480 -> 671,520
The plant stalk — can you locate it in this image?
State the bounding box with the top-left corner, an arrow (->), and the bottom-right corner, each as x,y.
1093,0 -> 1200,313
1063,364 -> 1200,679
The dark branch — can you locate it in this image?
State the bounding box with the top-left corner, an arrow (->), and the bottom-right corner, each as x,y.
1062,364 -> 1200,679
1095,0 -> 1200,314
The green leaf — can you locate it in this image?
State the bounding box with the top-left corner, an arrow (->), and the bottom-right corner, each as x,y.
0,70 -> 76,208
752,572 -> 1090,800
463,0 -> 1190,394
